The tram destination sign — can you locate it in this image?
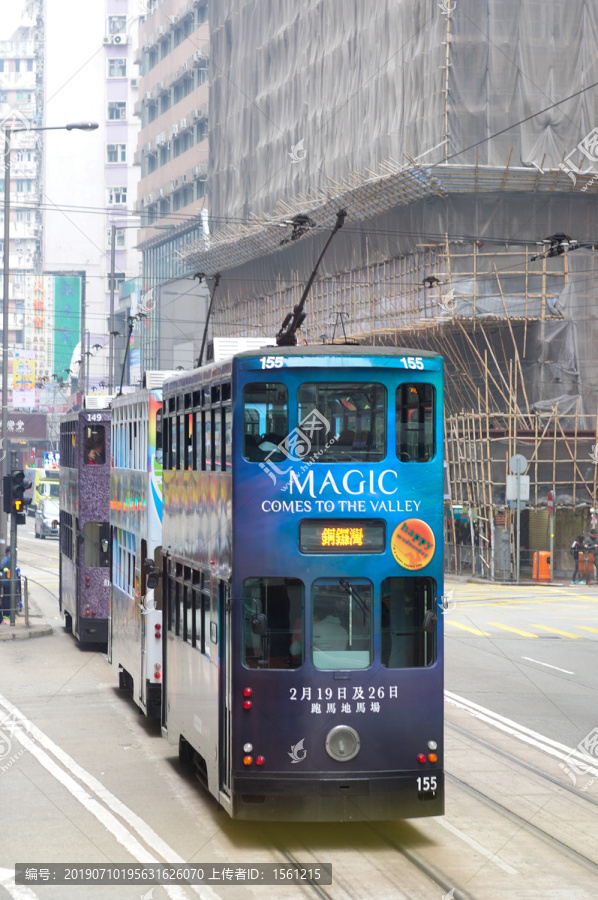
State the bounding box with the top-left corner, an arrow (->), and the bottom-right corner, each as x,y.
299,518 -> 385,553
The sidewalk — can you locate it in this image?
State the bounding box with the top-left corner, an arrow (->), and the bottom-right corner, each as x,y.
0,578 -> 54,641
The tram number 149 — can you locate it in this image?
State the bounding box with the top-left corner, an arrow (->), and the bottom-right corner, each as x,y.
417,776 -> 438,793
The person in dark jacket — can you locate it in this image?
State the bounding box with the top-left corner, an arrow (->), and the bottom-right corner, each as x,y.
1,546 -> 10,619
571,534 -> 585,584
583,529 -> 598,585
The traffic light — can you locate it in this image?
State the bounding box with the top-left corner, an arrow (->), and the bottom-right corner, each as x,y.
2,471 -> 33,524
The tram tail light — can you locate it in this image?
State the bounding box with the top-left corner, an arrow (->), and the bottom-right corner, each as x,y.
243,699 -> 253,710
84,605 -> 90,617
255,755 -> 265,766
155,623 -> 161,639
417,753 -> 427,764
154,663 -> 162,680
428,753 -> 438,763
91,610 -> 96,616
243,755 -> 253,766
85,576 -> 90,588
242,687 -> 253,709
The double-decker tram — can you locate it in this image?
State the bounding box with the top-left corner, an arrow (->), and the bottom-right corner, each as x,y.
161,345 -> 444,821
109,375 -> 168,717
59,402 -> 111,644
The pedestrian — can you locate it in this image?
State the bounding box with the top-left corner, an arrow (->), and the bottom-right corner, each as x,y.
570,533 -> 585,584
583,529 -> 598,585
0,546 -> 10,620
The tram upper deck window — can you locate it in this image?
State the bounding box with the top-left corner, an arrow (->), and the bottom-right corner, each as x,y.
381,577 -> 437,668
242,577 -> 303,669
297,384 -> 386,462
85,425 -> 106,465
396,384 -> 435,462
312,578 -> 372,670
242,384 -> 288,462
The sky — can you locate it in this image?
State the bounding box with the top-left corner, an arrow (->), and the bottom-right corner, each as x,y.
0,0 -> 27,40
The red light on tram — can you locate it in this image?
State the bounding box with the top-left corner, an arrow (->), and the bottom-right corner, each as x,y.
243,755 -> 253,766
242,700 -> 253,710
255,756 -> 265,766
428,753 -> 438,763
243,687 -> 252,697
417,754 -> 427,764
155,624 -> 161,639
91,610 -> 96,616
84,605 -> 90,617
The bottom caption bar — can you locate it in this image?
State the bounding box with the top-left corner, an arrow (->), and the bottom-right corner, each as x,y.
16,864 -> 333,886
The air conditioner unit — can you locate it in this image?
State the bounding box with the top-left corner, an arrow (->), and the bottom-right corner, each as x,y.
156,81 -> 166,92
130,78 -> 138,88
192,164 -> 202,176
182,3 -> 188,13
179,118 -> 187,129
144,38 -> 154,49
144,194 -> 153,205
103,35 -> 112,44
145,141 -> 153,152
192,50 -> 202,65
172,178 -> 179,189
112,33 -> 128,44
144,92 -> 153,102
155,132 -> 166,145
157,188 -> 165,198
182,61 -> 189,71
157,25 -> 165,35
170,123 -> 179,135
170,15 -> 179,25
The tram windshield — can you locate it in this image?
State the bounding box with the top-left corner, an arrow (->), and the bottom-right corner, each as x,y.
381,576 -> 436,667
297,383 -> 386,462
312,578 -> 372,670
243,383 -> 289,462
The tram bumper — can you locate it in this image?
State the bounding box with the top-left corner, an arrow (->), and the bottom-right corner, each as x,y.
231,771 -> 444,821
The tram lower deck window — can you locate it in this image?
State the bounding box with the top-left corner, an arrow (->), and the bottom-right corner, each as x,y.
312,578 -> 372,670
242,577 -> 303,669
381,576 -> 437,667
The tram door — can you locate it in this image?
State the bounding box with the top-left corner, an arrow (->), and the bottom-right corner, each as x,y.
219,582 -> 232,796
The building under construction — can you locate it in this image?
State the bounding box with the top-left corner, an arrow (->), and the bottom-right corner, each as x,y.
180,0 -> 598,578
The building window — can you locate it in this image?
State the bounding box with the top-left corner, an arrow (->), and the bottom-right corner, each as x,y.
108,186 -> 127,205
108,58 -> 127,78
108,16 -> 127,34
106,228 -> 126,248
16,180 -> 33,193
107,143 -> 127,163
107,272 -> 126,292
15,59 -> 21,72
27,59 -> 33,71
108,101 -> 127,120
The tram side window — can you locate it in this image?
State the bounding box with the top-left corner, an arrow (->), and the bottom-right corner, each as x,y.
312,578 -> 372,670
297,383 -> 386,462
381,577 -> 437,668
85,425 -> 106,465
60,511 -> 73,560
156,407 -> 163,465
242,577 -> 303,669
242,384 -> 288,462
396,384 -> 435,462
83,522 -> 110,567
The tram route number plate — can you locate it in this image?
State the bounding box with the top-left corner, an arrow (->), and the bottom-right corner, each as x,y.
417,775 -> 438,797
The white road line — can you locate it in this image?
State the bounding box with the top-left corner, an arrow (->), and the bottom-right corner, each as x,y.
0,694 -> 220,900
0,868 -> 39,900
436,819 -> 518,875
445,690 -> 598,777
521,657 -> 574,674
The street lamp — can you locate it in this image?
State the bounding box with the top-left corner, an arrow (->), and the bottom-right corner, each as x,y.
1,120 -> 98,548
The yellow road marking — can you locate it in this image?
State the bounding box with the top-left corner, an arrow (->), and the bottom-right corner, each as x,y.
488,622 -> 538,638
529,624 -> 582,638
446,621 -> 491,636
575,626 -> 598,634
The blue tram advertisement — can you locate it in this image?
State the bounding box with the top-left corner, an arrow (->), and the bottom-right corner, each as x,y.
109,380 -> 166,717
161,346 -> 443,821
59,404 -> 111,644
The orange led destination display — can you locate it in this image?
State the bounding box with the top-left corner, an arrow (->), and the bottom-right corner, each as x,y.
300,519 -> 385,554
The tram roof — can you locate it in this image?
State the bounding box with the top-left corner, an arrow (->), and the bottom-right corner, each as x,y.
162,344 -> 442,394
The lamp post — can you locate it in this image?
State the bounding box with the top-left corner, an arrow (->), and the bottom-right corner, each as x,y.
1,120 -> 98,549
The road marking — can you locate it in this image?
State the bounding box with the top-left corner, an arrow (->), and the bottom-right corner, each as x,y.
0,868 -> 39,899
436,819 -> 518,875
521,657 -> 574,674
446,621 -> 491,636
575,625 -> 598,634
488,622 -> 538,638
529,624 -> 581,638
445,690 -> 598,777
0,694 -> 220,900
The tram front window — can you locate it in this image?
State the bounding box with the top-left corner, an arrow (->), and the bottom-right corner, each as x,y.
381,577 -> 437,667
312,578 -> 372,670
242,577 -> 303,669
297,383 -> 386,462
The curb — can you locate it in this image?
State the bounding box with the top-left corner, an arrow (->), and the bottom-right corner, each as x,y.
0,623 -> 53,641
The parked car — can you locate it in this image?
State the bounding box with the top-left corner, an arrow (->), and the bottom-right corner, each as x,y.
35,498 -> 59,539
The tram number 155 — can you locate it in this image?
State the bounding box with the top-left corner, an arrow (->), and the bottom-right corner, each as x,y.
417,776 -> 438,792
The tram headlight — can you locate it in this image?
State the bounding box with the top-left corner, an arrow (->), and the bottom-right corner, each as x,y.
428,741 -> 437,751
325,725 -> 360,762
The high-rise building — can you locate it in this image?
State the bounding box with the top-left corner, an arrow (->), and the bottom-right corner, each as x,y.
134,0 -> 210,372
